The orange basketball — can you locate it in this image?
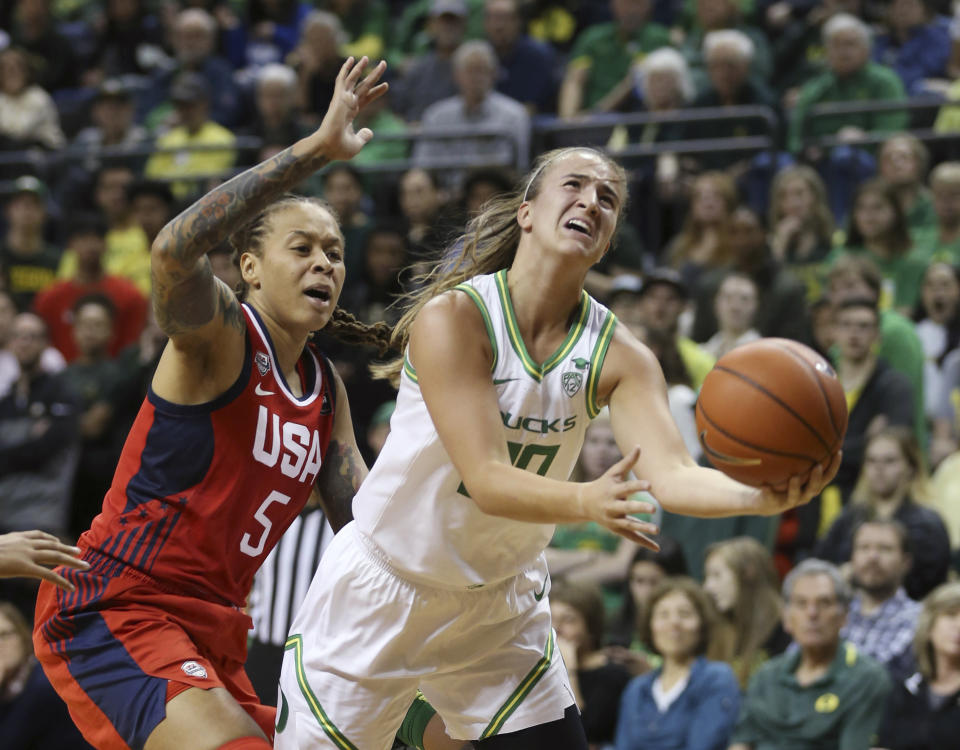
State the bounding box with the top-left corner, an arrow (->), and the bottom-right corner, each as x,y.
694,338 -> 848,489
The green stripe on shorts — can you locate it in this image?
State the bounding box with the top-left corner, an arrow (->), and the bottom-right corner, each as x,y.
284,634 -> 359,750
480,630 -> 555,738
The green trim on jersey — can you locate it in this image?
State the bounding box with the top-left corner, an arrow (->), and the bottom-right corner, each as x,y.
454,282 -> 499,372
284,635 -> 360,750
480,630 -> 555,738
494,269 -> 590,382
586,311 -> 617,418
403,355 -> 419,384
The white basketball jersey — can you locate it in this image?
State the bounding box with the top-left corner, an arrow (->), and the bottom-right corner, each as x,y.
353,269 -> 618,587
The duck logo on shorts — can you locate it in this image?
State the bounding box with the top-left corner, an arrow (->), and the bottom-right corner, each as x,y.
181,660 -> 208,679
255,351 -> 271,376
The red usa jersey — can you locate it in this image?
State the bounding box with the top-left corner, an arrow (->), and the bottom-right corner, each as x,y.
80,304 -> 336,607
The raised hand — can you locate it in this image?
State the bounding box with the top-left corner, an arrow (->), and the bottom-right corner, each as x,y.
757,450 -> 842,515
580,447 -> 660,550
0,530 -> 90,591
316,56 -> 389,163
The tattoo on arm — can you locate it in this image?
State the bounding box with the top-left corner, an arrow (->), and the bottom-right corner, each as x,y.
316,439 -> 367,533
156,145 -> 329,268
152,267 -> 245,336
151,142 -> 329,333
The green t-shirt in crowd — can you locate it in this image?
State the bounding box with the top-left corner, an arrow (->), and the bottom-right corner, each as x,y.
730,642 -> 891,750
825,245 -> 928,312
913,226 -> 960,266
567,22 -> 671,110
788,62 -> 907,153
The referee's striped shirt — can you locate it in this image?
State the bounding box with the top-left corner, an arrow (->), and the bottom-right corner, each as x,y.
248,505 -> 334,646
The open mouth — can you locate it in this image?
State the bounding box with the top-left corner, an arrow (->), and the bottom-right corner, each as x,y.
565,218 -> 593,237
305,288 -> 331,302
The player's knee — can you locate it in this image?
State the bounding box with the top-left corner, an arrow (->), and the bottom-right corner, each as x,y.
216,738 -> 273,750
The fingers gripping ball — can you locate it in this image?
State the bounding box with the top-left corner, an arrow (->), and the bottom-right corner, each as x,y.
695,338 -> 848,489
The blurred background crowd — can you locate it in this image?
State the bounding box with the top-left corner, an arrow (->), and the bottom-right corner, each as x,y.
1,0 -> 960,748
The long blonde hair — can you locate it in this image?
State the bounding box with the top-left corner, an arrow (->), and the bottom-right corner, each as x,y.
914,581 -> 960,680
768,165 -> 834,243
667,171 -> 738,268
372,147 -> 628,383
704,537 -> 782,686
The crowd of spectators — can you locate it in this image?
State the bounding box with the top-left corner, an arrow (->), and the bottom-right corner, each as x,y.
2,0 -> 960,748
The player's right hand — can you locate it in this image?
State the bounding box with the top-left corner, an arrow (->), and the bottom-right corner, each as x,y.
579,447 -> 660,550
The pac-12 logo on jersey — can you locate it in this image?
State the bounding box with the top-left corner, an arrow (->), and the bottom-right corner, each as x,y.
562,357 -> 590,397
252,405 -> 322,484
255,351 -> 271,376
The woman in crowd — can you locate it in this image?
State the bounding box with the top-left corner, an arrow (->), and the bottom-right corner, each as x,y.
913,261 -> 960,424
701,536 -> 789,688
551,581 -> 633,750
767,165 -> 835,299
607,540 -> 689,670
830,178 -> 927,313
0,47 -> 65,154
816,426 -> 951,600
875,581 -> 960,750
878,133 -> 936,236
613,577 -> 741,750
665,171 -> 738,293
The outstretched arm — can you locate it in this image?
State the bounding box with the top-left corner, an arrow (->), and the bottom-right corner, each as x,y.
150,57 -> 388,349
0,530 -> 90,591
600,326 -> 839,518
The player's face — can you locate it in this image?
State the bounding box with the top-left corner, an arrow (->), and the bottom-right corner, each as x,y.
629,561 -> 665,610
703,553 -> 738,615
784,574 -> 845,650
244,203 -> 346,333
650,590 -> 702,660
850,524 -> 908,594
523,152 -> 623,264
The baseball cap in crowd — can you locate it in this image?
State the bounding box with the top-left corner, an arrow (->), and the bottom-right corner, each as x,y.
169,73 -> 211,104
638,267 -> 688,299
10,175 -> 48,201
430,0 -> 468,17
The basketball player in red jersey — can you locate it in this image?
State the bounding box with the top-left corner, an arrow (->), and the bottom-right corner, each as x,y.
32,57 -> 389,750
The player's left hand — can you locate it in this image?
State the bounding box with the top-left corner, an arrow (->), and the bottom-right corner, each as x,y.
315,56 -> 388,162
757,450 -> 842,514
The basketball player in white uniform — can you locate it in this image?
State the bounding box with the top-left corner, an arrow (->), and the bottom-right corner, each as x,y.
276,147 -> 841,750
